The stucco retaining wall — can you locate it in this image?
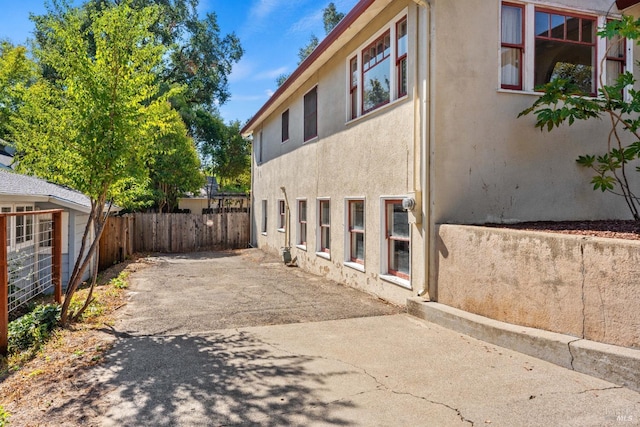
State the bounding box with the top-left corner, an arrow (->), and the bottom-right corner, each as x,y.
436,224 -> 640,349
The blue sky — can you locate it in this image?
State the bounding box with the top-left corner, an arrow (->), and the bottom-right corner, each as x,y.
0,0 -> 359,124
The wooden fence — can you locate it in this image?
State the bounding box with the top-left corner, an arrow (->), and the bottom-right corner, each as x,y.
99,212 -> 250,270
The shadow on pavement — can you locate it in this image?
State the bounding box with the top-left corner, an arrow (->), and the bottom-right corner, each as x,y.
54,329 -> 355,426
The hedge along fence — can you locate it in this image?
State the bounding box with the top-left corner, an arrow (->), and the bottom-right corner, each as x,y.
99,212 -> 251,269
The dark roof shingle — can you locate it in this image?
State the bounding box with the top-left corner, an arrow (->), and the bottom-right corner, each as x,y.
0,169 -> 91,211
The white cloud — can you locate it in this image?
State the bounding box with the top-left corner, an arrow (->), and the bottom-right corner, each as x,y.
228,59 -> 255,83
254,66 -> 290,81
288,9 -> 323,35
265,89 -> 275,97
248,0 -> 290,21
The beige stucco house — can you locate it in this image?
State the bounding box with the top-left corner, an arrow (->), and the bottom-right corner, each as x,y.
242,0 -> 640,306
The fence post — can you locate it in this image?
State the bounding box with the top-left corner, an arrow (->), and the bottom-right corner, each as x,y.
52,211 -> 62,304
0,215 -> 8,355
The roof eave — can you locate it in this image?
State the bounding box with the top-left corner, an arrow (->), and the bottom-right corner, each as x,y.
617,0 -> 640,10
241,0 -> 379,136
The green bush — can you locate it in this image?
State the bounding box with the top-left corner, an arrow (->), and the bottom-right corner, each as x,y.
0,405 -> 9,426
7,304 -> 61,354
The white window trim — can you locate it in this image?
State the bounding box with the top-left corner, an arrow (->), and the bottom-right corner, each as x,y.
344,197 -> 366,271
498,2 -> 632,95
346,8 -> 409,123
316,197 -> 331,259
296,198 -> 307,251
2,204 -> 37,251
379,196 -> 412,290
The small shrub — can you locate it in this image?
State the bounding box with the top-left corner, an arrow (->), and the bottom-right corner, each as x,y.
0,405 -> 10,426
111,272 -> 129,289
7,304 -> 61,354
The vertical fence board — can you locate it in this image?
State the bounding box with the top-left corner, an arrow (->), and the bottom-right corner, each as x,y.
98,211 -> 249,268
0,216 -> 8,355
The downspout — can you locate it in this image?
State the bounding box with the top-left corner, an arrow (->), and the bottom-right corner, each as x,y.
412,0 -> 434,299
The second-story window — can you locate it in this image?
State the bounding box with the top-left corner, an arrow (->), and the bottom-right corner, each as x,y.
304,86 -> 318,141
362,31 -> 391,113
534,9 -> 596,94
396,17 -> 408,97
500,2 -> 622,95
281,109 -> 289,142
347,10 -> 408,121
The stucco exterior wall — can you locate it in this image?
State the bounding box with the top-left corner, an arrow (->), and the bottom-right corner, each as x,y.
431,0 -> 640,224
436,224 -> 640,349
251,0 -> 425,306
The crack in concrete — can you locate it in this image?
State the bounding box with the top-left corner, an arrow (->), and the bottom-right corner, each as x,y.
567,338 -> 581,370
577,385 -> 624,394
260,340 -> 475,425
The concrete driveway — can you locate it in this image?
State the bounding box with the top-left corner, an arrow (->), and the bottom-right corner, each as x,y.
91,249 -> 640,426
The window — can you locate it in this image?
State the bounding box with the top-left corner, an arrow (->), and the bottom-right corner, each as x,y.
500,3 -> 622,95
298,200 -> 307,247
534,10 -> 596,94
304,87 -> 318,141
348,200 -> 365,264
16,206 -> 34,244
396,17 -> 408,97
363,31 -> 391,113
501,3 -> 524,90
318,199 -> 330,254
348,10 -> 408,120
349,57 -> 358,120
257,132 -> 263,164
261,200 -> 268,234
606,21 -> 626,87
278,199 -> 286,231
385,200 -> 409,279
281,109 -> 289,142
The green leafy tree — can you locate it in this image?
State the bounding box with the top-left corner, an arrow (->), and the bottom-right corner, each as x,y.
12,1 -> 181,324
32,0 -> 243,210
276,2 -> 344,86
0,41 -> 37,141
519,16 -> 640,220
196,113 -> 250,192
149,116 -> 205,212
298,34 -> 319,65
323,2 -> 345,34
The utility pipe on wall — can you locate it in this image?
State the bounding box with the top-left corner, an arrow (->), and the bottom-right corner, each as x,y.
411,0 -> 434,299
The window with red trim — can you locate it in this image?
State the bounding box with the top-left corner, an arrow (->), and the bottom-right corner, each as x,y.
278,200 -> 286,230
304,87 -> 317,141
534,9 -> 596,94
396,17 -> 408,97
298,200 -> 307,246
362,31 -> 391,113
318,199 -> 330,253
348,200 -> 365,264
385,200 -> 409,279
501,3 -> 524,90
606,20 -> 626,87
349,57 -> 358,120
